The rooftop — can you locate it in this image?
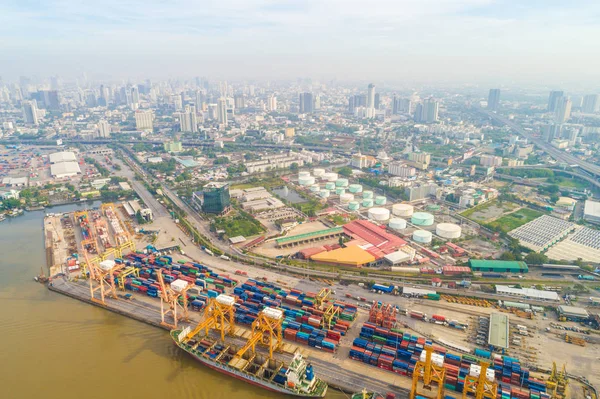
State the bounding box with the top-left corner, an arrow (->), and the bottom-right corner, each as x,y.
276,227 -> 343,245
49,151 -> 77,163
50,161 -> 82,177
496,285 -> 560,301
584,200 -> 600,218
508,215 -> 575,252
469,259 -> 528,272
557,305 -> 590,318
310,245 -> 376,266
488,312 -> 509,349
343,220 -> 406,254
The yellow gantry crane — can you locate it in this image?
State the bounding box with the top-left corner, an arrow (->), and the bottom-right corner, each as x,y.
184,294 -> 236,342
82,249 -> 122,305
315,288 -> 341,330
462,361 -> 498,399
410,346 -> 446,399
235,307 -> 283,360
546,362 -> 568,399
156,269 -> 191,329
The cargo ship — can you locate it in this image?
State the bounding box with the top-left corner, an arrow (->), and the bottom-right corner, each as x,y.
351,389 -> 386,399
170,329 -> 328,397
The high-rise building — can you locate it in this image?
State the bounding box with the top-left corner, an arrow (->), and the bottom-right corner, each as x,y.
314,94 -> 321,110
548,90 -> 564,112
374,93 -> 380,110
544,124 -> 562,143
131,86 -> 140,105
135,110 -> 154,130
197,182 -> 231,214
367,83 -> 375,111
217,97 -> 228,126
555,97 -> 572,123
567,127 -> 580,146
487,89 -> 501,111
392,97 -> 412,114
22,101 -> 39,125
285,127 -> 295,138
267,94 -> 277,112
388,162 -> 416,177
234,94 -> 245,109
299,92 -> 314,113
413,104 -> 424,122
480,154 -> 503,167
180,104 -> 198,132
424,99 -> 439,123
582,94 -> 599,113
97,120 -> 111,138
408,152 -> 431,166
98,85 -> 109,107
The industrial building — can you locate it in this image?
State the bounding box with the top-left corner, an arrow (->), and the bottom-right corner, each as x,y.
342,220 -> 407,259
275,227 -> 344,248
50,161 -> 81,178
495,285 -> 560,302
49,151 -> 77,163
557,305 -> 590,321
583,200 -> 600,225
193,182 -> 231,215
545,226 -> 600,262
508,215 -> 575,252
309,245 -> 376,267
488,313 -> 509,350
469,260 -> 529,274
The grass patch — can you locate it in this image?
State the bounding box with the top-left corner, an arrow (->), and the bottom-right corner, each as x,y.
213,213 -> 265,237
230,177 -> 283,190
486,208 -> 543,232
460,200 -> 519,223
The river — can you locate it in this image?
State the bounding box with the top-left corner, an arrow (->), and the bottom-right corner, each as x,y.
0,203 -> 344,399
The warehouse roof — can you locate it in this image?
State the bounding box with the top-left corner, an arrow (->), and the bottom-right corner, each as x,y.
557,305 -> 589,318
469,259 -> 528,272
488,313 -> 509,349
508,215 -> 575,252
310,245 -> 375,266
276,227 -> 343,245
384,250 -> 412,264
49,151 -> 77,163
496,285 -> 560,301
584,200 -> 600,218
50,161 -> 81,177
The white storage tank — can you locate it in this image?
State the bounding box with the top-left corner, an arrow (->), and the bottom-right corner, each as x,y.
313,168 -> 325,177
375,196 -> 387,205
368,207 -> 390,221
389,217 -> 407,230
348,184 -> 363,193
325,182 -> 336,190
298,171 -> 311,179
298,176 -> 316,186
348,201 -> 360,211
335,178 -> 349,187
392,203 -> 414,217
340,193 -> 354,204
310,184 -> 320,193
335,188 -> 345,195
362,198 -> 374,208
411,212 -> 434,226
363,190 -> 374,199
436,223 -> 462,239
323,172 -> 338,182
319,189 -> 330,198
413,230 -> 433,244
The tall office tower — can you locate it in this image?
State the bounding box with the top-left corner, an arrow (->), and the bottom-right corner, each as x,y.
97,120 -> 111,138
267,94 -> 277,112
299,92 -> 314,113
555,97 -> 572,123
582,94 -> 599,113
548,90 -> 564,112
413,103 -> 424,122
374,93 -> 380,110
180,104 -> 198,132
22,101 -> 39,125
399,98 -> 412,113
367,83 -> 375,110
234,94 -> 245,109
217,97 -> 228,126
544,124 -> 562,143
348,96 -> 356,113
567,127 -> 580,146
487,89 -> 501,111
392,96 -> 399,114
98,85 -> 109,106
423,99 -> 439,123
314,94 -> 321,110
131,86 -> 140,105
50,76 -> 59,90
135,110 -> 154,130
119,87 -> 129,105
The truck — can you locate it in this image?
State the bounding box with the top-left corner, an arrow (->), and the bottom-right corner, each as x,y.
409,310 -> 426,321
219,255 -> 231,261
578,275 -> 595,281
357,297 -> 367,302
345,293 -> 353,299
235,270 -> 248,276
202,247 -> 214,256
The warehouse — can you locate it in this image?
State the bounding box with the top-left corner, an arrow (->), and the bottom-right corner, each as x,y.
488,312 -> 509,350
583,200 -> 600,225
557,305 -> 590,321
469,259 -> 528,274
442,266 -> 471,276
545,227 -> 600,262
495,285 -> 560,302
310,245 -> 376,267
49,151 -> 77,163
384,250 -> 412,265
50,161 -> 82,178
508,215 -> 575,252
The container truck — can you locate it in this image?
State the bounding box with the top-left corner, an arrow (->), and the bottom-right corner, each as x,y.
409,310 -> 426,321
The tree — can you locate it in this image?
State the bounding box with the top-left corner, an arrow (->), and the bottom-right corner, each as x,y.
290,162 -> 299,171
499,251 -> 516,261
524,252 -> 548,265
338,166 -> 353,177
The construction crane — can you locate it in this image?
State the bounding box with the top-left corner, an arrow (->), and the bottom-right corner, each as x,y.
546,362 -> 568,399
184,294 -> 236,342
410,346 -> 446,399
156,269 -> 191,329
462,361 -> 498,399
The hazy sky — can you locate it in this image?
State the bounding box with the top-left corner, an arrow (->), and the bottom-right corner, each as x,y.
1,0 -> 599,85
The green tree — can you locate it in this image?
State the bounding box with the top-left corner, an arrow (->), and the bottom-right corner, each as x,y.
524,252 -> 548,265
290,162 -> 299,171
499,251 -> 516,261
338,166 -> 353,177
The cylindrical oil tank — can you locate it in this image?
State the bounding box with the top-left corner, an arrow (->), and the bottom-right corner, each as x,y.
340,193 -> 354,204
319,189 -> 330,198
348,184 -> 363,193
392,203 -> 414,217
335,188 -> 345,195
298,176 -> 315,186
310,184 -> 320,193
325,182 -> 336,190
323,172 -> 338,182
298,171 -> 311,179
368,207 -> 390,221
335,178 -> 349,187
312,168 -> 325,177
389,217 -> 407,230
413,230 -> 433,244
363,190 -> 374,199
362,198 -> 374,208
411,212 -> 434,226
436,223 -> 462,239
348,201 -> 360,211
375,196 -> 387,205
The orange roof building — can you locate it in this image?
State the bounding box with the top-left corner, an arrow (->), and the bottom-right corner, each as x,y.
310,245 -> 376,267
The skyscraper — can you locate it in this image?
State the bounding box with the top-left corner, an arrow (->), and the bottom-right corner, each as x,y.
22,101 -> 38,125
423,99 -> 439,123
234,94 -> 245,109
487,89 -> 501,111
555,97 -> 572,123
267,94 -> 277,112
97,120 -> 111,138
548,90 -> 564,112
180,104 -> 198,132
393,97 -> 412,114
131,86 -> 140,105
544,124 -> 562,143
217,97 -> 228,126
299,92 -> 313,113
367,83 -> 375,110
135,110 -> 154,130
582,94 -> 599,113
413,104 -> 424,122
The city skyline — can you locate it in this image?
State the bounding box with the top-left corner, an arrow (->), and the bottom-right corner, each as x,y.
1,0 -> 600,85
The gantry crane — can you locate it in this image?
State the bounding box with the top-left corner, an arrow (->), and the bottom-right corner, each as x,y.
546,362 -> 568,399
315,288 -> 331,310
184,294 -> 236,342
410,346 -> 446,399
116,266 -> 140,291
82,248 -> 123,305
462,361 -> 498,399
315,288 -> 341,329
234,307 -> 283,360
156,269 -> 191,329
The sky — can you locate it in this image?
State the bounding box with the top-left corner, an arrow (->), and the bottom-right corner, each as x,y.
1,0 -> 600,85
